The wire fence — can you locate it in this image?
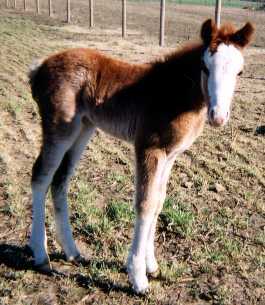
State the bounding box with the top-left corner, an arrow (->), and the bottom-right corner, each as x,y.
3,0 -> 265,47
133,0 -> 264,8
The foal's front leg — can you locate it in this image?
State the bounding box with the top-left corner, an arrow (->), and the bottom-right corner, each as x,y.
127,149 -> 166,294
145,154 -> 176,275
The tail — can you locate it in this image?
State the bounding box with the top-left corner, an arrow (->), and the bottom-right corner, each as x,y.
28,58 -> 44,95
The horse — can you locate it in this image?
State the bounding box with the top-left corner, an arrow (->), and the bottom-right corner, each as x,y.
28,19 -> 254,294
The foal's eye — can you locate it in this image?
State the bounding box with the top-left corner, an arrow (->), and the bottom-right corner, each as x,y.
238,71 -> 243,76
201,62 -> 209,76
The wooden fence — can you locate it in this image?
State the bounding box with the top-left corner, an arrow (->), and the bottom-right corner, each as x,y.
4,0 -> 222,46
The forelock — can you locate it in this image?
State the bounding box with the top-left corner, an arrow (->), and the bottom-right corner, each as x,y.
209,23 -> 238,53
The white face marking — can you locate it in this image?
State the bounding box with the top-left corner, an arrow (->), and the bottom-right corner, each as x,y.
203,43 -> 244,127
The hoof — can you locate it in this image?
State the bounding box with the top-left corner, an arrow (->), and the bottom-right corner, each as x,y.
34,260 -> 52,274
27,244 -> 52,274
69,254 -> 87,266
129,274 -> 150,295
134,284 -> 150,295
147,268 -> 160,278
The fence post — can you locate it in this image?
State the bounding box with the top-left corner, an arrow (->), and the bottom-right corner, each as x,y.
159,0 -> 165,46
67,0 -> 71,23
49,0 -> 52,16
6,0 -> 8,8
215,0 -> 222,28
36,0 -> 40,14
14,0 -> 16,9
122,0 -> 127,38
24,0 -> 26,10
89,0 -> 94,27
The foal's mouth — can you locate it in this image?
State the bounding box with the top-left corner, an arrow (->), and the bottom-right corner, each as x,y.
208,109 -> 229,127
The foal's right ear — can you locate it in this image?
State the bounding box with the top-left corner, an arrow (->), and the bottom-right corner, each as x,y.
231,22 -> 255,48
201,19 -> 217,45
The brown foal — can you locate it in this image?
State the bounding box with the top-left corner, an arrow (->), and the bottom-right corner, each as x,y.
28,19 -> 254,293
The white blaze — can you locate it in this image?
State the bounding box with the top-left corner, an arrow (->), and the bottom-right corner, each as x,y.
203,43 -> 244,125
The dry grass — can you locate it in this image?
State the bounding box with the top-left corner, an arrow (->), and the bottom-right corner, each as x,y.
0,3 -> 264,305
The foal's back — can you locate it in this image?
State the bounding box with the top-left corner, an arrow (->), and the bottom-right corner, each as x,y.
30,48 -> 150,141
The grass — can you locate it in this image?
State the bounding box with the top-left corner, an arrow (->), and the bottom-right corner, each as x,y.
131,0 -> 263,9
160,198 -> 195,237
172,0 -> 263,8
0,5 -> 264,305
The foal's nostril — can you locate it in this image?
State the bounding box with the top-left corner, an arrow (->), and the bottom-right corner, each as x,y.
210,109 -> 215,121
208,109 -> 226,127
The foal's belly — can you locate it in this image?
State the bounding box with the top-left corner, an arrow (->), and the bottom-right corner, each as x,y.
84,109 -> 136,143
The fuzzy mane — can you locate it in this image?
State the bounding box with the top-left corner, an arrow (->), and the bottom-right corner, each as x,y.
209,22 -> 237,52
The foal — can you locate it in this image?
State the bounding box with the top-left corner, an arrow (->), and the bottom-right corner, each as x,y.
28,19 -> 254,293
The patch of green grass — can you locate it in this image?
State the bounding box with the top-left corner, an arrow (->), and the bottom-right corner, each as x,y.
194,236 -> 242,265
160,261 -> 190,281
171,0 -> 260,8
2,98 -> 23,118
132,0 -> 262,9
255,232 -> 265,247
0,180 -> 26,219
206,249 -> 225,263
72,207 -> 113,238
105,200 -> 134,225
221,238 -> 241,258
254,253 -> 265,269
70,182 -> 113,237
160,197 -> 195,237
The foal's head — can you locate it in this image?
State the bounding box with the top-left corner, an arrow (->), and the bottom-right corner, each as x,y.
200,19 -> 254,127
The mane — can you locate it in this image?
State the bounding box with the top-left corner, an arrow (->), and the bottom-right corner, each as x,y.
154,42 -> 204,65
148,42 -> 204,91
129,41 -> 206,115
209,22 -> 236,52
149,42 -> 204,83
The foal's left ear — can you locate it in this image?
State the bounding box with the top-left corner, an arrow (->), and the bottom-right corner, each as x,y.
231,22 -> 255,48
201,19 -> 217,45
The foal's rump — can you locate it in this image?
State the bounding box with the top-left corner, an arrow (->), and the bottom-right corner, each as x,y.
28,48 -> 147,141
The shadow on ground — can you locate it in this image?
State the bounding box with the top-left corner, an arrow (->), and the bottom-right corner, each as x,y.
0,243 -> 136,296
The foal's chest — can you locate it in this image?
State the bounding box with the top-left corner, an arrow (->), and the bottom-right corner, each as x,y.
166,109 -> 206,158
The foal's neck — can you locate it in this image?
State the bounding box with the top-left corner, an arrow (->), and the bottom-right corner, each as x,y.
146,43 -> 205,113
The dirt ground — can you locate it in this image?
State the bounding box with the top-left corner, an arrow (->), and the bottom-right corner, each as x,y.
0,1 -> 264,304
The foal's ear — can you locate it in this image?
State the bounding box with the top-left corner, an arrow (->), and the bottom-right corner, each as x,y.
231,22 -> 255,48
200,19 -> 217,45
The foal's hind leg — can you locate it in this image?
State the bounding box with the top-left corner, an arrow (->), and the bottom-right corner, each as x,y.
51,120 -> 95,262
29,122 -> 81,270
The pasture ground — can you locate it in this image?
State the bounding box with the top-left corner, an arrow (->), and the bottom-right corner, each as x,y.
0,2 -> 264,304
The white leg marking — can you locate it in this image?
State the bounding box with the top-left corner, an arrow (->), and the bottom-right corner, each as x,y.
53,187 -> 79,261
127,153 -> 166,293
29,183 -> 50,266
127,215 -> 154,294
145,154 -> 176,274
145,213 -> 160,274
29,138 -> 79,267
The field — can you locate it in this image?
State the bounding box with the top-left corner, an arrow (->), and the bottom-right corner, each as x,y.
0,1 -> 264,304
